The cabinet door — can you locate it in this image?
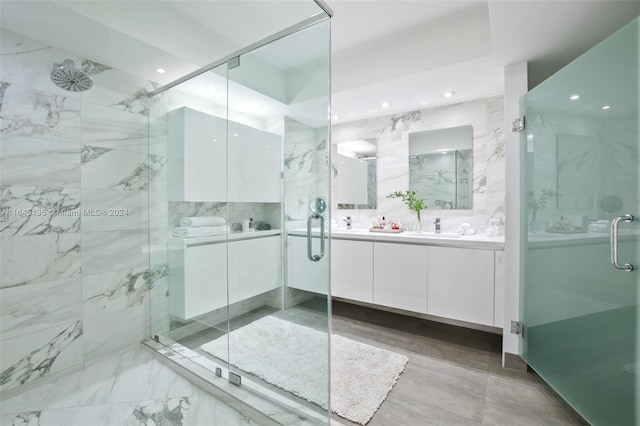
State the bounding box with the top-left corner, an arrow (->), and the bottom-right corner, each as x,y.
168,243 -> 227,320
427,247 -> 495,326
494,251 -> 505,327
228,236 -> 281,304
288,236 -> 328,295
331,239 -> 373,303
168,107 -> 226,202
227,122 -> 281,202
373,242 -> 427,313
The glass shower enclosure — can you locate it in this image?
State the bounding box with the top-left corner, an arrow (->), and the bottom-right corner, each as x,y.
520,17 -> 639,425
147,8 -> 331,424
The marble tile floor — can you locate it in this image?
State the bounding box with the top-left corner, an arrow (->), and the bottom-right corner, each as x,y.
331,301 -> 588,426
0,347 -> 259,426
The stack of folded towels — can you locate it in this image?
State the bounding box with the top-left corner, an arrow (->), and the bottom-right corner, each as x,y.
456,222 -> 475,236
587,220 -> 610,233
173,216 -> 228,238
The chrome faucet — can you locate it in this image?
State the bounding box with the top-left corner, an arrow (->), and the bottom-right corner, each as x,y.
434,217 -> 441,234
344,216 -> 352,230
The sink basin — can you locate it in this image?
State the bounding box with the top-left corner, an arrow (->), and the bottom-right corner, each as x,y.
405,232 -> 461,239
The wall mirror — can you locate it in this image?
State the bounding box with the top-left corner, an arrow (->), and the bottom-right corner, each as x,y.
408,125 -> 473,209
335,138 -> 377,209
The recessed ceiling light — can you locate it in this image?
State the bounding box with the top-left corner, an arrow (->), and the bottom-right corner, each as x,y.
156,68 -> 166,74
602,105 -> 611,110
570,94 -> 580,100
381,102 -> 390,108
332,115 -> 339,120
443,91 -> 456,98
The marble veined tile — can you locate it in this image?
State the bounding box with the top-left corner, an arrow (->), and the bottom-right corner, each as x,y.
83,305 -> 148,362
81,146 -> 167,191
0,321 -> 83,392
0,29 -> 83,98
0,277 -> 82,340
0,136 -> 81,187
81,102 -> 149,153
184,394 -> 256,426
81,189 -> 148,232
81,229 -> 148,275
66,402 -> 137,426
2,408 -> 80,426
0,83 -> 81,143
82,265 -> 167,318
0,186 -> 80,237
85,349 -> 162,405
125,397 -> 191,426
142,363 -> 202,401
1,233 -> 81,288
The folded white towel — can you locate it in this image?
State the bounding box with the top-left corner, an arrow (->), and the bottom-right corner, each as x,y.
456,227 -> 475,236
179,216 -> 226,227
458,222 -> 471,230
173,225 -> 229,238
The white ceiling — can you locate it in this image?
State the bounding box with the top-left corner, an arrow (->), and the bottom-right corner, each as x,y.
1,0 -> 638,125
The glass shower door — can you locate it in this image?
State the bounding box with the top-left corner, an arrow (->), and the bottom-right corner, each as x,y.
224,18 -> 331,418
521,17 -> 639,424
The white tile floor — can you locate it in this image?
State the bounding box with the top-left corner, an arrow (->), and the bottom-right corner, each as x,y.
1,347 -> 257,426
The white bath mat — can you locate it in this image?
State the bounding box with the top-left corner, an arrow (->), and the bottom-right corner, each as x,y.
200,316 -> 408,425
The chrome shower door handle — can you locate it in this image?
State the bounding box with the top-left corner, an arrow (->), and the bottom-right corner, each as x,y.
307,213 -> 325,262
610,214 -> 635,272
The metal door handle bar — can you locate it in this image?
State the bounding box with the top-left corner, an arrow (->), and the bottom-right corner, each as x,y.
610,214 -> 635,272
307,213 -> 325,262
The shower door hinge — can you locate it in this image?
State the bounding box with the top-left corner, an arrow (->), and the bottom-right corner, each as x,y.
228,57 -> 240,70
229,372 -> 242,386
511,320 -> 525,336
512,116 -> 525,132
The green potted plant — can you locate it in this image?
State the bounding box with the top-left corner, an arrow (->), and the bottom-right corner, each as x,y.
387,190 -> 427,231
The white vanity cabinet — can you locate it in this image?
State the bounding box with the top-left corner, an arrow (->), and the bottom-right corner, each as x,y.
329,232 -> 505,329
168,233 -> 281,320
287,235 -> 328,294
167,107 -> 281,203
373,243 -> 428,313
331,239 -> 374,303
427,247 -> 495,326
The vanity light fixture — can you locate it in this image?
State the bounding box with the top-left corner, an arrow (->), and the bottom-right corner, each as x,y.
156,68 -> 166,74
570,94 -> 580,100
443,91 -> 456,98
602,105 -> 611,110
381,102 -> 390,108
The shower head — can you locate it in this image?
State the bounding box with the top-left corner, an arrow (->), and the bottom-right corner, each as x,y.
50,59 -> 93,92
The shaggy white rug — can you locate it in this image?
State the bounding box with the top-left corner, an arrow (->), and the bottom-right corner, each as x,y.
200,316 -> 408,425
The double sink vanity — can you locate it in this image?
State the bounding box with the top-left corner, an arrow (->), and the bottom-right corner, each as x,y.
289,228 -> 505,330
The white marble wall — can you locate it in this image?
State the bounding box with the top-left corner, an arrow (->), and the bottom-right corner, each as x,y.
0,29 -> 168,394
332,97 -> 505,233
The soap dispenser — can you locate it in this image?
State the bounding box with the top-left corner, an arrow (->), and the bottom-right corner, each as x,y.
248,218 -> 255,232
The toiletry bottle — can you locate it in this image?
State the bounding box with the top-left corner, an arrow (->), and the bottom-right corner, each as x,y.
248,218 -> 255,232
242,219 -> 250,232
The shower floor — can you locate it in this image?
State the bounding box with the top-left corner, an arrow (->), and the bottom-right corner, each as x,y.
1,347 -> 257,426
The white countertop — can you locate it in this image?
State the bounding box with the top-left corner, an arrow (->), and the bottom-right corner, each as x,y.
527,229 -> 638,248
169,229 -> 281,247
289,227 -> 505,250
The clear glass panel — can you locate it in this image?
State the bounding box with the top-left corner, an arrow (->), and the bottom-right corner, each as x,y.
521,17 -> 639,424
148,63 -> 230,370
226,19 -> 331,419
147,14 -> 331,425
